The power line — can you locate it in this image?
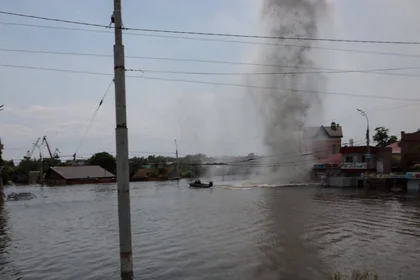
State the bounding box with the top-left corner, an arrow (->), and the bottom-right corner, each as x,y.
2,11 -> 420,45
137,76 -> 420,101
5,48 -> 420,78
0,63 -> 111,76
125,67 -> 420,77
0,11 -> 107,29
3,21 -> 420,59
74,79 -> 114,157
1,63 -> 420,101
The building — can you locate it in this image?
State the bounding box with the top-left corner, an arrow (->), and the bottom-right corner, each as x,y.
400,130 -> 420,172
44,165 -> 115,185
304,122 -> 343,160
131,165 -> 175,181
340,146 -> 392,175
406,172 -> 420,193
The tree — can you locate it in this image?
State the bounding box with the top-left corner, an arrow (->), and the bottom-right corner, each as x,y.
373,126 -> 398,147
42,157 -> 62,172
87,152 -> 116,174
11,158 -> 41,184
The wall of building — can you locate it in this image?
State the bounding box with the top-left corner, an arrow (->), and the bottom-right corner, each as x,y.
312,139 -> 342,159
407,180 -> 420,193
401,131 -> 420,172
327,176 -> 360,187
377,150 -> 392,173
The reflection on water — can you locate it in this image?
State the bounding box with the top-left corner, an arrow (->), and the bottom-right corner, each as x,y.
1,181 -> 420,279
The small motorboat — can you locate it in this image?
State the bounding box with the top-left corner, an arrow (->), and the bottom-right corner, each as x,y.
189,180 -> 214,188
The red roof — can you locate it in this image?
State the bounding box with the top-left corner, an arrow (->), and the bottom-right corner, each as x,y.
387,142 -> 401,154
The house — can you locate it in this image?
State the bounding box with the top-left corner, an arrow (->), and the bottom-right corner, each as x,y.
44,165 -> 115,185
340,146 -> 392,175
400,130 -> 420,172
131,165 -> 175,181
304,122 -> 343,160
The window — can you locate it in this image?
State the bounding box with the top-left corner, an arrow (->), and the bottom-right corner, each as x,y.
361,156 -> 366,162
332,144 -> 337,155
345,156 -> 353,163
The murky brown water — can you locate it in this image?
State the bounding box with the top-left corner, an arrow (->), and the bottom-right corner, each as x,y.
1,180 -> 420,279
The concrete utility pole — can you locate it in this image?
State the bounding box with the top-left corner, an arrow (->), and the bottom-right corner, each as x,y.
357,109 -> 370,188
357,109 -> 370,169
112,0 -> 133,277
175,140 -> 180,179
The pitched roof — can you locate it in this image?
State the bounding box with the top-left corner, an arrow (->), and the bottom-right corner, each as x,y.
48,166 -> 115,179
387,142 -> 401,154
322,125 -> 343,138
304,125 -> 343,139
131,166 -> 174,179
131,168 -> 155,179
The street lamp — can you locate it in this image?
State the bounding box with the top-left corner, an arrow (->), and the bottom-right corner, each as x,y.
357,108 -> 370,172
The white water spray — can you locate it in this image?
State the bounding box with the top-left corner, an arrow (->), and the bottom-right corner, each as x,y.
247,0 -> 330,183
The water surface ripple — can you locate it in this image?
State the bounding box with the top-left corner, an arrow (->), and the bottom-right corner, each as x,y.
1,180 -> 420,279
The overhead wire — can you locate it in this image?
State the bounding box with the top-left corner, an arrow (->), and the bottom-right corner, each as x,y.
1,63 -> 420,101
73,79 -> 114,159
3,21 -> 420,59
2,11 -> 420,45
125,67 -> 420,77
4,48 -> 420,77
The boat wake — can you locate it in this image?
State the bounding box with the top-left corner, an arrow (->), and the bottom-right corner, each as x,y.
221,182 -> 315,190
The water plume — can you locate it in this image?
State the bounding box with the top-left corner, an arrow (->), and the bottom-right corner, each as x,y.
248,0 -> 328,184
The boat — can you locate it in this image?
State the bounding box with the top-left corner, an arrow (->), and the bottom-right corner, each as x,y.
189,180 -> 214,188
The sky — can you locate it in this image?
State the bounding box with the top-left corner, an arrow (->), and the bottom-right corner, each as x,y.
1,0 -> 420,162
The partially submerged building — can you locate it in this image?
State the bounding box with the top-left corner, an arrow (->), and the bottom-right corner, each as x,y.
304,122 -> 343,160
340,146 -> 392,175
131,165 -> 176,181
400,130 -> 420,172
44,166 -> 115,185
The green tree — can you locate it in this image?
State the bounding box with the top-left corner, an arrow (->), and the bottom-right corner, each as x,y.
42,157 -> 62,172
373,126 -> 398,147
87,152 -> 116,174
11,158 -> 41,183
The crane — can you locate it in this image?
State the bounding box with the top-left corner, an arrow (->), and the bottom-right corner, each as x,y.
25,137 -> 41,159
41,136 -> 53,159
53,148 -> 61,158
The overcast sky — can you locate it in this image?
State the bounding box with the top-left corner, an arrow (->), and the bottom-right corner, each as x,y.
1,0 -> 420,162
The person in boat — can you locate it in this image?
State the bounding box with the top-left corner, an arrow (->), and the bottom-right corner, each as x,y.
194,180 -> 202,184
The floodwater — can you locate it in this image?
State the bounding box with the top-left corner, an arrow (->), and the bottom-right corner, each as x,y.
1,179 -> 420,280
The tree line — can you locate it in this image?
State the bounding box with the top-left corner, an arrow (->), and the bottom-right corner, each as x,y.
0,151 -> 213,185
0,126 -> 400,185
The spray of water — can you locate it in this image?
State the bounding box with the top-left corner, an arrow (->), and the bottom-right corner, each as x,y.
248,0 -> 328,184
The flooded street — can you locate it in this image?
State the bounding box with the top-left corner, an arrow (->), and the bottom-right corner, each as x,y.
1,180 -> 420,279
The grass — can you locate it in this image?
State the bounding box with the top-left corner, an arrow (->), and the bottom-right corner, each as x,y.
330,271 -> 378,280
